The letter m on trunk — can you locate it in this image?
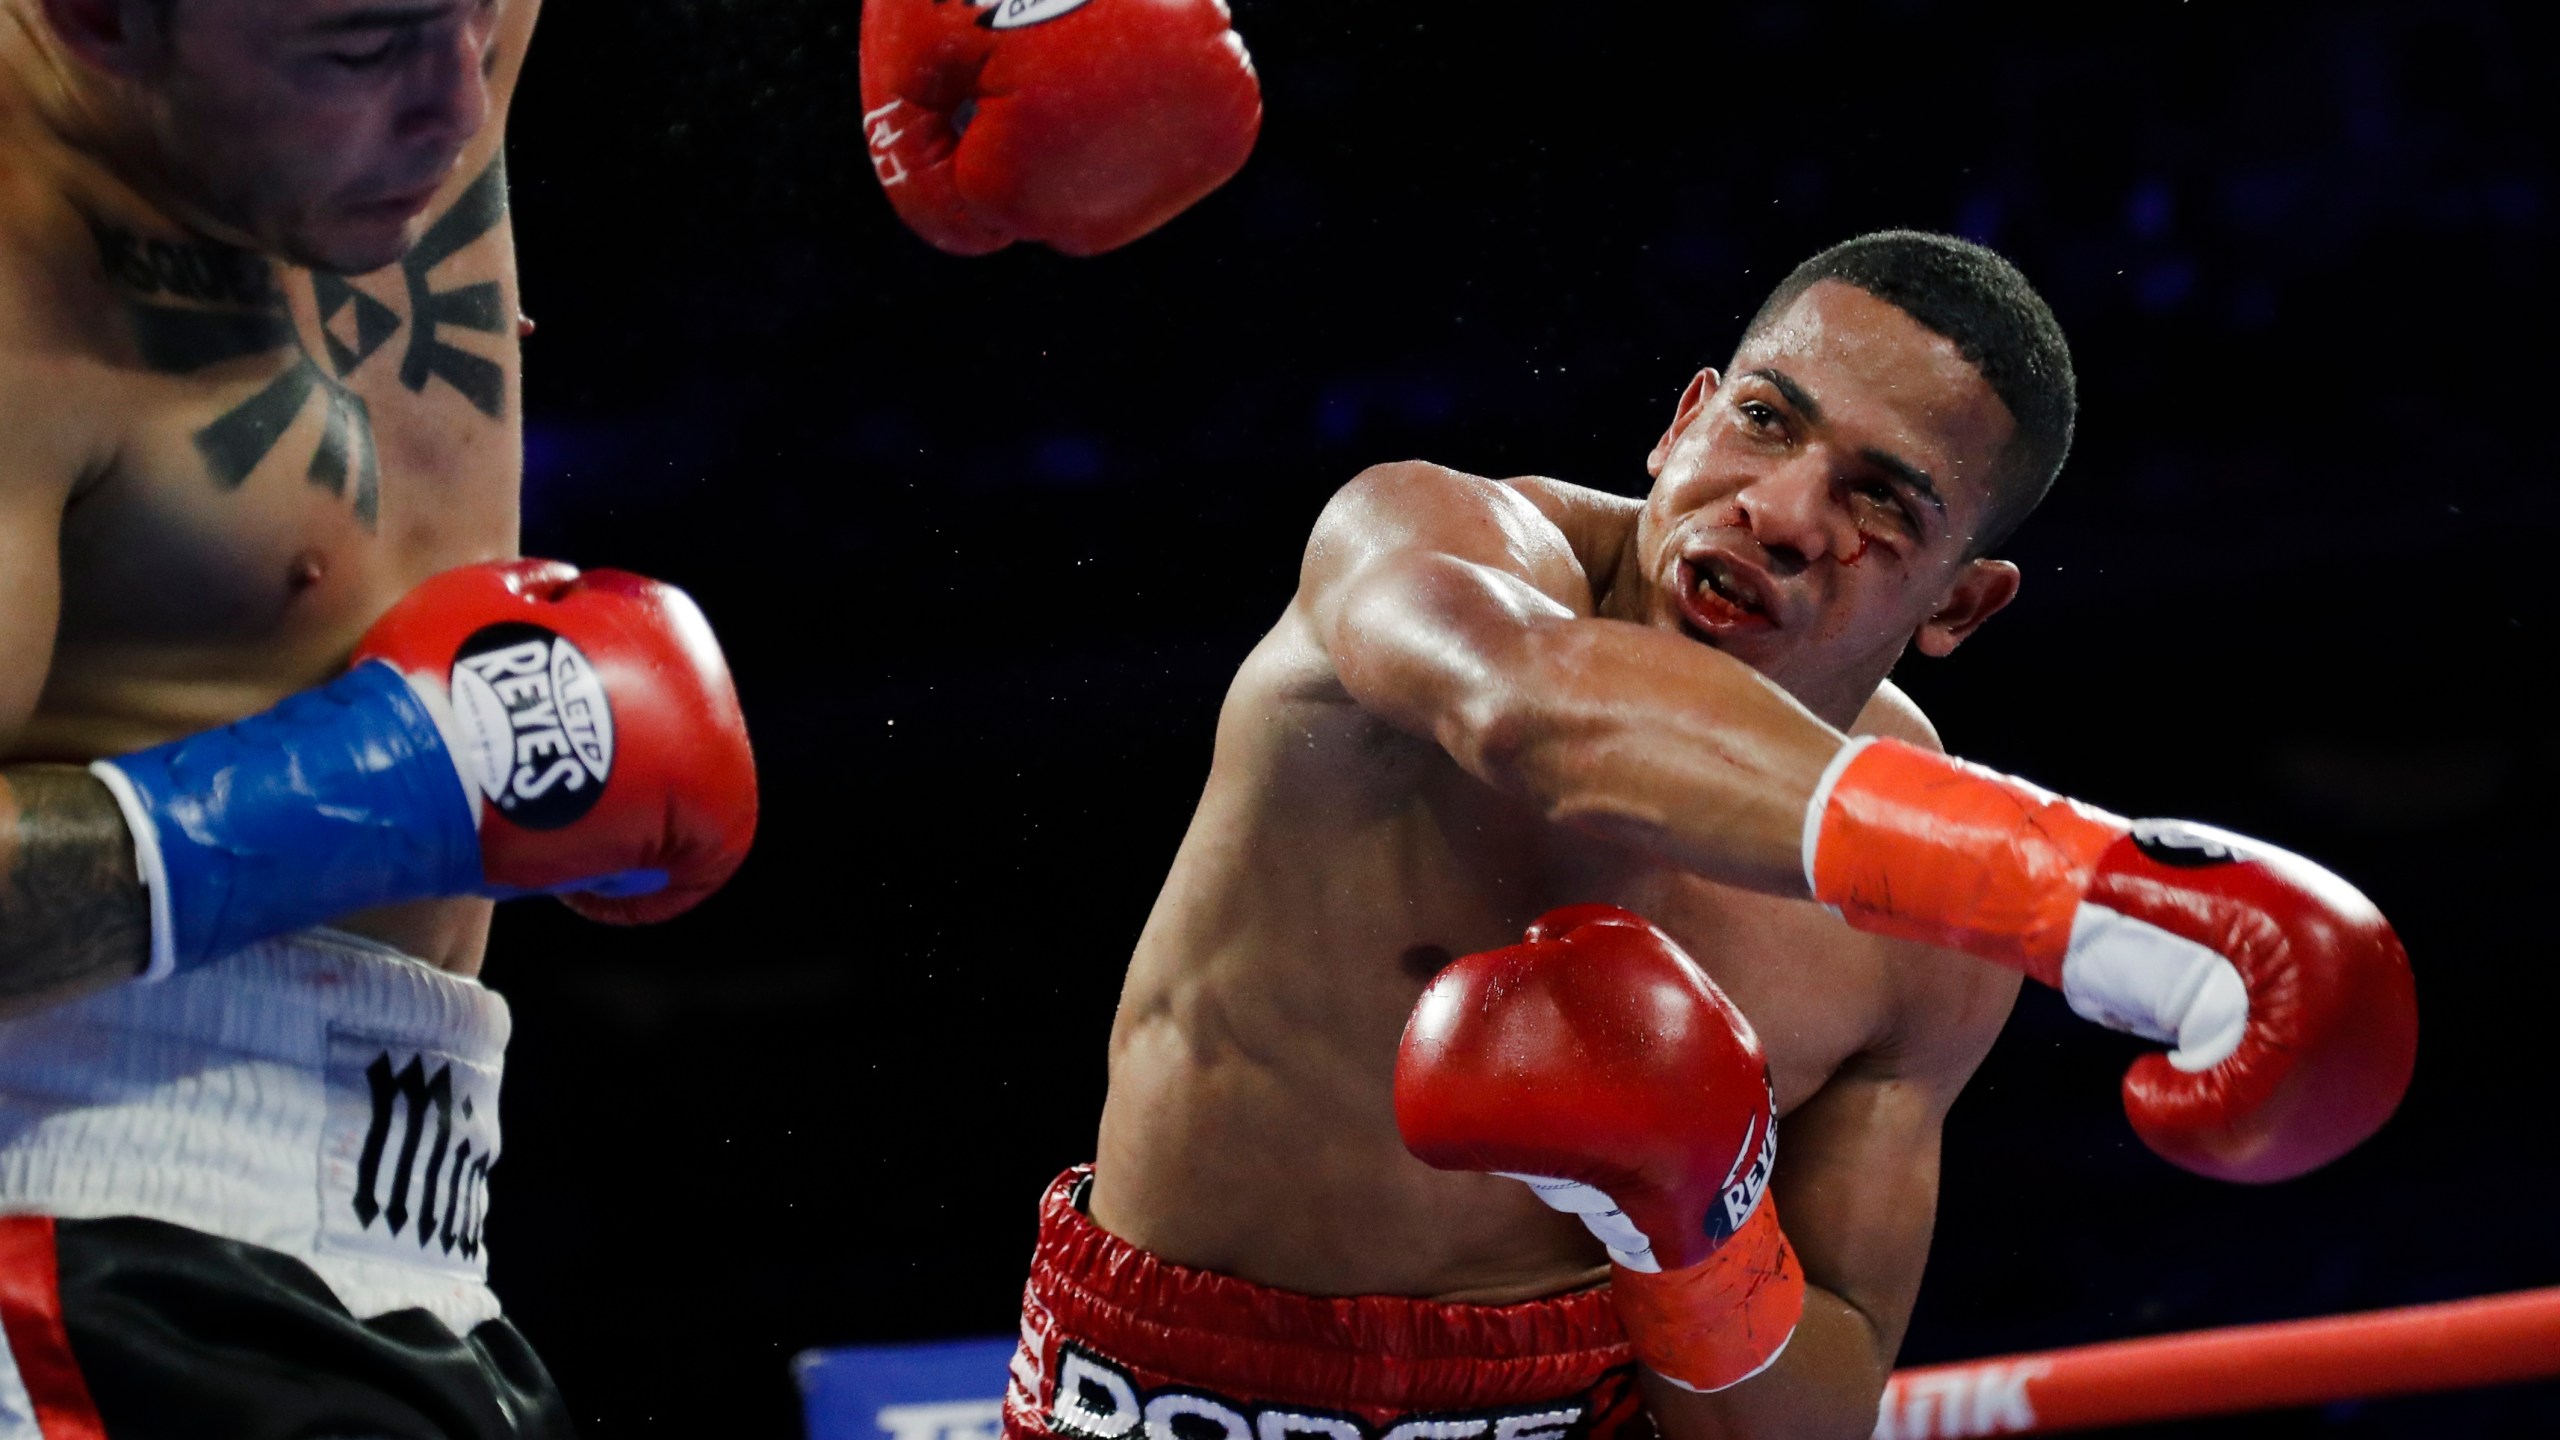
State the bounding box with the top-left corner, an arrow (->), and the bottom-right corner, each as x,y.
353,1052 -> 453,1237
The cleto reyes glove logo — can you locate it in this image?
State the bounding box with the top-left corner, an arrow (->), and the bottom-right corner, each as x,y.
2129,818 -> 2249,869
1708,1076 -> 1780,1245
975,0 -> 1094,29
446,623 -> 616,830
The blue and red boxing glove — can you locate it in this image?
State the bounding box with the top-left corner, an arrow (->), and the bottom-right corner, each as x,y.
91,560 -> 758,979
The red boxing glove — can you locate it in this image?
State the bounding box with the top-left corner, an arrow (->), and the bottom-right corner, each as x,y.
1805,737 -> 2417,1183
355,559 -> 759,925
1396,905 -> 1805,1394
859,0 -> 1262,256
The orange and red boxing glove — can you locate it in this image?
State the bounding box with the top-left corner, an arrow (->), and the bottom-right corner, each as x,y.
1803,737 -> 2416,1184
1397,906 -> 1805,1395
1397,744 -> 2417,1395
859,0 -> 1262,256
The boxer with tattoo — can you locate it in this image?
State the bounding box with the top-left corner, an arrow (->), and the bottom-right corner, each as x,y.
0,4 -> 759,1434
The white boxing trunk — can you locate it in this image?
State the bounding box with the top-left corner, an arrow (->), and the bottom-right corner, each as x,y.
0,929 -> 511,1333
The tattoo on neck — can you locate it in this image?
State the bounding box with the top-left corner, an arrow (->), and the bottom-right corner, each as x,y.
92,156 -> 514,533
91,223 -> 281,309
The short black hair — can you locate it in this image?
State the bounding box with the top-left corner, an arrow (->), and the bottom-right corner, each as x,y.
1737,230 -> 2075,556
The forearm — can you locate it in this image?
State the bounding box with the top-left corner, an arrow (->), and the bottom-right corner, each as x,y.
0,765 -> 149,1015
1459,620 -> 1844,896
1640,1283 -> 1889,1440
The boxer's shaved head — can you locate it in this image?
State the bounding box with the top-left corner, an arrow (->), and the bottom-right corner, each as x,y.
1739,231 -> 2075,556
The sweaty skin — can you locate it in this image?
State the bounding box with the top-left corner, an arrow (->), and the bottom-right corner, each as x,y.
0,0 -> 541,1012
1093,283 -> 2029,1439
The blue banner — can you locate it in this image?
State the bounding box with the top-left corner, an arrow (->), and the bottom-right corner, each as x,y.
795,1336 -> 1018,1440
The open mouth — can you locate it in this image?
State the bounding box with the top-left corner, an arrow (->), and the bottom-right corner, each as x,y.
1676,555 -> 1776,635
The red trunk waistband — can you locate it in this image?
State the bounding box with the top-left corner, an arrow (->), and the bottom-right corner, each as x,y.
1006,1167 -> 1646,1438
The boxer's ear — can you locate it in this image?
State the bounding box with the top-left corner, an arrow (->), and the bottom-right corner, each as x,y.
1647,369 -> 1721,479
42,0 -> 166,79
1914,558 -> 2018,658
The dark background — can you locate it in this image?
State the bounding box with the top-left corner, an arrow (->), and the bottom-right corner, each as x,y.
486,2 -> 2555,1434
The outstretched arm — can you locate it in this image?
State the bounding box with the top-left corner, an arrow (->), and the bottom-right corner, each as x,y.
1302,460 -> 1847,897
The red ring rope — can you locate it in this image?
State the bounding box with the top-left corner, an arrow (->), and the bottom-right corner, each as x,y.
1874,1285 -> 2560,1437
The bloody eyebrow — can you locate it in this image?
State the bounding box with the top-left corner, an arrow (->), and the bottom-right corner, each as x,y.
1746,366 -> 1947,523
1861,447 -> 1948,521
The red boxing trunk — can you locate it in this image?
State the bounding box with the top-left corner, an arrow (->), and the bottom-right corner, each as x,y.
1006,1169 -> 1652,1440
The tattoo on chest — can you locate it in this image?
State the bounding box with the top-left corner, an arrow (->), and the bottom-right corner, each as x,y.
94,158 -> 513,532
396,161 -> 511,418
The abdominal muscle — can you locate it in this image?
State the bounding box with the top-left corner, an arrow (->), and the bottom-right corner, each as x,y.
1085,758 -> 1616,1304
1093,997 -> 1612,1305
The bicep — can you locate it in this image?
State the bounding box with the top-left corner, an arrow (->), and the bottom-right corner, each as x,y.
1776,947 -> 2020,1362
1325,550 -> 1579,747
1636,1059 -> 1964,1440
1769,1068 -> 1950,1365
1294,463 -> 1587,735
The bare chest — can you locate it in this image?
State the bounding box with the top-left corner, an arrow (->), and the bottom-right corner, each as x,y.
1096,707 -> 1897,1291
33,168 -> 522,750
1427,779 -> 1891,1116
1160,720 -> 1891,1120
